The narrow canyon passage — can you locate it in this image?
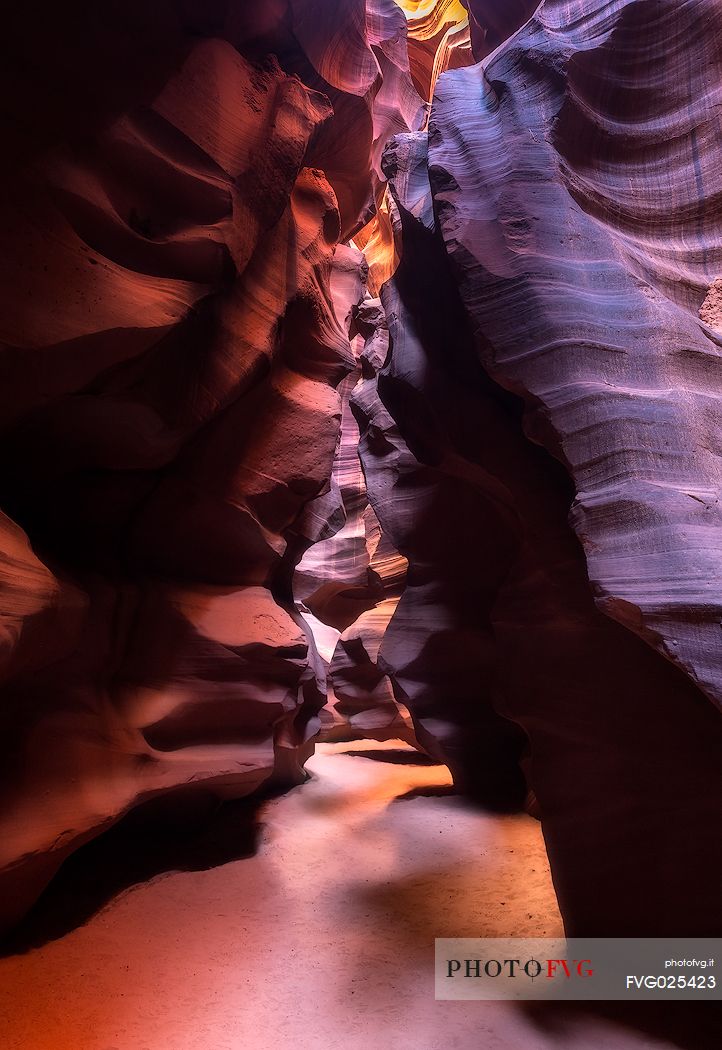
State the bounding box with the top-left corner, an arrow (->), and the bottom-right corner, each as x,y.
1,0 -> 721,1045
0,743 -> 686,1050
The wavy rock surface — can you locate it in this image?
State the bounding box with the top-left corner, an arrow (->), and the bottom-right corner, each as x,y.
462,0 -> 541,58
394,1 -> 474,101
353,134 -> 530,801
430,0 -> 722,710
0,0 -> 434,932
389,0 -> 722,931
294,251 -> 414,743
0,10 -> 358,931
2,0 -> 721,946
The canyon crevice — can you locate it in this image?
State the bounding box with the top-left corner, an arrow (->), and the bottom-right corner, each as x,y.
1,0 -> 721,947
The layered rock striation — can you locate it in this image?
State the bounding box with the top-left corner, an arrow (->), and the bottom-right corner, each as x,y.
0,0 -> 424,931
430,0 -> 722,709
293,248 -> 414,744
363,0 -> 722,932
1,0 -> 721,942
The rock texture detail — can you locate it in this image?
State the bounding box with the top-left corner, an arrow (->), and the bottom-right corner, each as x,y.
0,0 -> 422,931
1,0 -> 721,943
430,0 -> 722,709
365,0 -> 722,933
294,248 -> 414,744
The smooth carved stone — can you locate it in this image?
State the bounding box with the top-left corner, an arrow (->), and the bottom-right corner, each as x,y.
286,0 -> 426,239
352,115 -> 722,934
394,2 -> 473,102
429,0 -> 722,710
367,0 -> 429,178
353,133 -> 529,802
294,246 -> 415,744
0,25 -> 353,931
291,0 -> 381,97
461,0 -> 541,59
2,0 -> 721,950
410,0 -> 722,932
0,0 -> 433,931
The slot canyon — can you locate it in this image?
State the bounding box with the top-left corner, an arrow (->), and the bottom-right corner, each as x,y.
0,1 -> 721,1047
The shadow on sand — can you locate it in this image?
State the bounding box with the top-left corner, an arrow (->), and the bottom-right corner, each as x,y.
520,1000 -> 722,1050
0,791 -> 263,957
343,748 -> 438,766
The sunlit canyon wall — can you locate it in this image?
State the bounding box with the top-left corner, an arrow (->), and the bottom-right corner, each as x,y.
1,0 -> 721,937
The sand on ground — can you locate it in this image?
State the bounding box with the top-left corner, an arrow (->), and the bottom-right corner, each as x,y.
0,741 -> 684,1049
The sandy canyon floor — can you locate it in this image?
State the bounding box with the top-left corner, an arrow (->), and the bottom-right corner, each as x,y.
0,741 -> 701,1049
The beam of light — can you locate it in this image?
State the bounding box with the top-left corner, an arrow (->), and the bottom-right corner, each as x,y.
394,0 -> 468,40
395,0 -> 471,103
352,188 -> 399,296
354,3 -> 472,294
